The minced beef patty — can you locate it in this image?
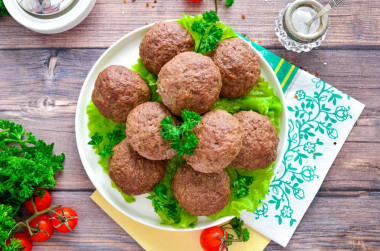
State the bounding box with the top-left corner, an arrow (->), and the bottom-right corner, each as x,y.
231,110 -> 279,170
171,164 -> 230,216
139,22 -> 195,75
209,38 -> 261,98
108,139 -> 166,195
157,52 -> 222,116
126,102 -> 176,160
183,110 -> 243,173
92,65 -> 150,123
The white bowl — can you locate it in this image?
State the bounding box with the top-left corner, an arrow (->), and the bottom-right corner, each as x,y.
75,22 -> 288,231
4,0 -> 95,34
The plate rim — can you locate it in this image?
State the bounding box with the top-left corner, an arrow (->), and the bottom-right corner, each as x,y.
75,21 -> 288,231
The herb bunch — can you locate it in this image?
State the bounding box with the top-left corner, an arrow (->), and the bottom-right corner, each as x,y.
191,11 -> 224,54
160,110 -> 202,156
0,0 -> 9,16
0,119 -> 65,248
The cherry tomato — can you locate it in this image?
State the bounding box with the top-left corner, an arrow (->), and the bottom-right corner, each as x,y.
25,188 -> 52,213
51,207 -> 78,233
28,214 -> 54,242
200,226 -> 227,251
6,232 -> 33,251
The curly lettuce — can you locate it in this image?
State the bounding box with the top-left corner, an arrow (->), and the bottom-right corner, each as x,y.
131,59 -> 161,102
212,77 -> 282,133
86,101 -> 135,203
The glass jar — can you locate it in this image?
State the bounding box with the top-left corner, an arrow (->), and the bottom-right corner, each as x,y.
275,0 -> 329,53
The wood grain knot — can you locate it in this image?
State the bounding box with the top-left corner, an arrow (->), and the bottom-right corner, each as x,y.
37,97 -> 56,111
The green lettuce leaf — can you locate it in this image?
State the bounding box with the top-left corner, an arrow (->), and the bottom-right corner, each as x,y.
147,155 -> 198,228
208,163 -> 275,219
178,14 -> 237,55
86,101 -> 135,203
131,59 -> 161,102
212,77 -> 282,133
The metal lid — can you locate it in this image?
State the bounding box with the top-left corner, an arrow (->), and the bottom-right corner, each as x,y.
284,0 -> 329,43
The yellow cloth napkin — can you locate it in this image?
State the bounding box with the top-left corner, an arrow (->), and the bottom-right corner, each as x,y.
91,190 -> 270,251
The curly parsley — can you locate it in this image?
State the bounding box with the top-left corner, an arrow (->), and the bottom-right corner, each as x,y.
160,110 -> 201,156
0,119 -> 64,246
0,1 -> 9,16
230,170 -> 254,199
191,11 -> 224,54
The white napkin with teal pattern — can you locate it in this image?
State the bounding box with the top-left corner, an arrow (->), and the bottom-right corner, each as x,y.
239,38 -> 365,247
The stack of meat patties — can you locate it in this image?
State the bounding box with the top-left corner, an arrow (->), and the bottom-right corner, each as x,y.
91,21 -> 279,216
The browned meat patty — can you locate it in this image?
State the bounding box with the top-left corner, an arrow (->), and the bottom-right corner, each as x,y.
209,38 -> 261,98
139,22 -> 195,75
171,164 -> 230,216
157,52 -> 222,116
91,65 -> 151,124
126,102 -> 176,160
183,110 -> 243,173
231,111 -> 279,170
108,139 -> 166,195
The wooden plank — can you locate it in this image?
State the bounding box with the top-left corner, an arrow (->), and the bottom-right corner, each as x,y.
27,191 -> 379,250
0,49 -> 379,192
0,0 -> 379,49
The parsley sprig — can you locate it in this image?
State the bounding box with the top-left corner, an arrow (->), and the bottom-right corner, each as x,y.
88,129 -> 125,158
191,11 -> 224,54
214,217 -> 250,250
160,110 -> 201,156
231,169 -> 254,199
214,0 -> 235,13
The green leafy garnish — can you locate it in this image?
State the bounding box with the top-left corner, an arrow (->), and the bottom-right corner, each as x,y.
209,163 -> 275,219
0,204 -> 20,249
86,101 -> 135,203
178,12 -> 237,55
212,77 -> 282,133
0,119 -> 65,212
0,0 -> 9,16
231,170 -> 255,199
131,59 -> 161,102
147,155 -> 198,228
0,119 -> 64,246
229,218 -> 250,242
225,0 -> 235,7
160,110 -> 202,156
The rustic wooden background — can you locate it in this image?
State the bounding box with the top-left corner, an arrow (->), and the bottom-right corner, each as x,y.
0,0 -> 379,250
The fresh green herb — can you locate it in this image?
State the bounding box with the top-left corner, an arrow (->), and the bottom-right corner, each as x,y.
231,170 -> 254,199
208,163 -> 275,220
229,218 -> 250,242
212,77 -> 282,133
0,119 -> 65,212
147,155 -> 198,228
0,204 -> 20,249
86,101 -> 135,203
88,129 -> 124,158
0,119 -> 64,247
160,110 -> 201,156
225,0 -> 235,7
191,11 -> 223,54
131,59 -> 161,102
178,12 -> 237,55
0,0 -> 9,16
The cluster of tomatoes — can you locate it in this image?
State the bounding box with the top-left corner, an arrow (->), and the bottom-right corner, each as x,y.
6,189 -> 78,251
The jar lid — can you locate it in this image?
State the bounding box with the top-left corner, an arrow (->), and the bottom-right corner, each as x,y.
4,0 -> 96,34
284,0 -> 329,43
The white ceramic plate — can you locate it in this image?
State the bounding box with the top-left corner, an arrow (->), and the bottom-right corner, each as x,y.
4,0 -> 95,34
75,23 -> 288,231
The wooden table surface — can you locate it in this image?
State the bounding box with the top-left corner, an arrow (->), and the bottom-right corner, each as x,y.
1,0 -> 379,250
